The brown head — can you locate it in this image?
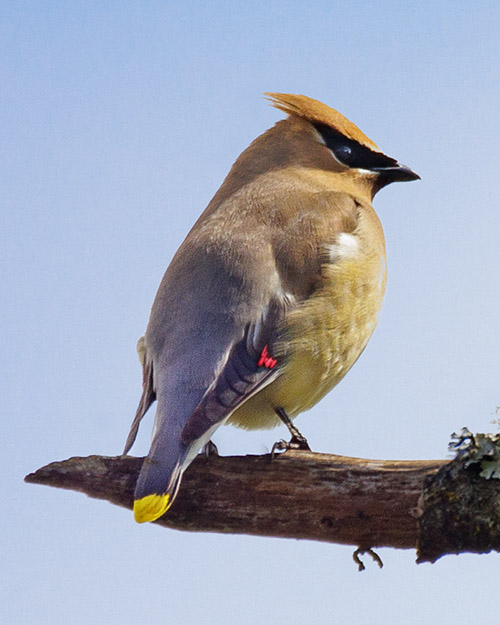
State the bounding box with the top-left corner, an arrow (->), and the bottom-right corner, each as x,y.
265,92 -> 420,197
202,92 -> 419,223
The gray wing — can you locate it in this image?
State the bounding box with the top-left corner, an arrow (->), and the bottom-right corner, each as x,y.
180,297 -> 286,444
123,232 -> 290,453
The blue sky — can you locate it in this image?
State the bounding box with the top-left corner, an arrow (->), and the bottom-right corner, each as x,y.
2,2 -> 500,623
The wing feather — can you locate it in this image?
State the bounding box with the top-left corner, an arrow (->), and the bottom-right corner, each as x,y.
181,299 -> 286,444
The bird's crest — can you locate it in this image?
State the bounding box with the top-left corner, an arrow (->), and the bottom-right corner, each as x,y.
265,92 -> 380,151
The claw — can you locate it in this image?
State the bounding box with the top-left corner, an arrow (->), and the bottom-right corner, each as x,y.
271,439 -> 288,460
270,434 -> 310,460
202,440 -> 219,458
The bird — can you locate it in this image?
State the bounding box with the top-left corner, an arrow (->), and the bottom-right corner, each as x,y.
123,92 -> 419,523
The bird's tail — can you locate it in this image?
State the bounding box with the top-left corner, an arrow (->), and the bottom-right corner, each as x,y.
133,423 -> 190,524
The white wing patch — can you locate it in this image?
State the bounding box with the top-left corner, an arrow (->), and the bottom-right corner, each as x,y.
327,233 -> 360,262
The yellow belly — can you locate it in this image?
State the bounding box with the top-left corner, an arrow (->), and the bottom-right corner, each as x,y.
227,251 -> 386,430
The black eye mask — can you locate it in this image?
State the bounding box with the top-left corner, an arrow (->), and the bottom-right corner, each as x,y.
313,122 -> 399,171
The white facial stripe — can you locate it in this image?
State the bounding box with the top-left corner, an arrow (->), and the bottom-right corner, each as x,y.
312,126 -> 327,146
328,233 -> 360,262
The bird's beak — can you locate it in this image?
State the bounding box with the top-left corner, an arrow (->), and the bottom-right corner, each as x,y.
373,162 -> 420,183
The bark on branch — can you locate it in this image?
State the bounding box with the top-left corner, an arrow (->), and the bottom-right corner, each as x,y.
25,445 -> 500,563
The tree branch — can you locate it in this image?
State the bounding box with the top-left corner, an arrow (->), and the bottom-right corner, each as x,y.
24,444 -> 500,563
25,451 -> 439,547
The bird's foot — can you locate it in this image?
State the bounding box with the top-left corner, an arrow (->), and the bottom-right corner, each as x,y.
202,440 -> 219,458
271,407 -> 311,459
271,433 -> 310,459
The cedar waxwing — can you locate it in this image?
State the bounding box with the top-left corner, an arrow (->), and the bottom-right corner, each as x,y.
124,93 -> 419,523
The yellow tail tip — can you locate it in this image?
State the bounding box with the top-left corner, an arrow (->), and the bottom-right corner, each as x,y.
133,493 -> 172,523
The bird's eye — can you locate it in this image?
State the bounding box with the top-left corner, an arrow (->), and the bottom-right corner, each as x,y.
315,122 -> 402,172
334,144 -> 353,164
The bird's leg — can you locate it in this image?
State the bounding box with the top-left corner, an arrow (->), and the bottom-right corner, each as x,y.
271,407 -> 311,458
276,407 -> 310,448
202,440 -> 219,458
